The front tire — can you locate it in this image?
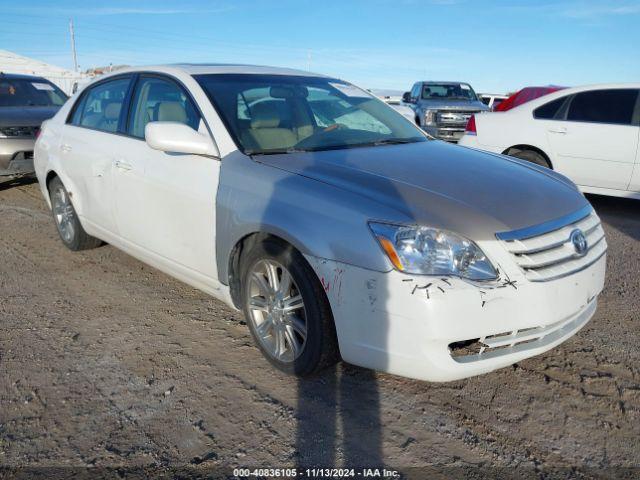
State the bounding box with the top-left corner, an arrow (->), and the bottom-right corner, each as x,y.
49,176 -> 101,251
240,239 -> 338,376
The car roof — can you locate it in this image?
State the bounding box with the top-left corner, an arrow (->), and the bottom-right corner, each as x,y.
113,64 -> 330,78
420,81 -> 472,85
0,72 -> 49,81
509,82 -> 640,112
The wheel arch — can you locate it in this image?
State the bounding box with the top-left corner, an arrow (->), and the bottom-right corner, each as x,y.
45,169 -> 59,189
226,230 -> 312,309
42,168 -> 87,216
502,144 -> 553,169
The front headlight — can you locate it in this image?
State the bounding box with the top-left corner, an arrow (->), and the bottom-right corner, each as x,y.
369,222 -> 497,280
423,109 -> 437,126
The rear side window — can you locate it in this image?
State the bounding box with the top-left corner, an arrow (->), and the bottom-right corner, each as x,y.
533,96 -> 567,120
567,89 -> 638,125
70,77 -> 131,133
127,76 -> 200,139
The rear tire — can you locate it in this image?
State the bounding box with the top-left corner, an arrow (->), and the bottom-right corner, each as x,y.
509,149 -> 551,169
240,238 -> 339,376
49,176 -> 101,251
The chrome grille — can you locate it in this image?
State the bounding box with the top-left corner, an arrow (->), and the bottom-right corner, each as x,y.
436,110 -> 475,126
497,206 -> 607,282
0,126 -> 38,138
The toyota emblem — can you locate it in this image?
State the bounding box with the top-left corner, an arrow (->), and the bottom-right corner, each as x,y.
570,229 -> 588,256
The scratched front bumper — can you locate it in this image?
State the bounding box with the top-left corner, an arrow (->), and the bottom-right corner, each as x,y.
305,249 -> 606,382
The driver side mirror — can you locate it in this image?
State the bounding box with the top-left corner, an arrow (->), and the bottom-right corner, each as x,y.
402,92 -> 413,104
145,122 -> 220,157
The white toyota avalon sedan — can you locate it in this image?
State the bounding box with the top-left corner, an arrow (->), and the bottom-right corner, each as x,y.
35,65 -> 606,382
459,83 -> 640,200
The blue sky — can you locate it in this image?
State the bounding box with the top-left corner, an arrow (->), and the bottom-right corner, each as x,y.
1,0 -> 639,93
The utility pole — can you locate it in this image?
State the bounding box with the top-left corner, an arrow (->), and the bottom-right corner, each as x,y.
69,18 -> 78,72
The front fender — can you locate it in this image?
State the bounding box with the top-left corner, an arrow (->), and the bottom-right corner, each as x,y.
215,152 -> 405,285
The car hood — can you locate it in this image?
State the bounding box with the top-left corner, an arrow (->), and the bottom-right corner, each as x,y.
416,99 -> 489,111
254,141 -> 589,241
0,106 -> 61,127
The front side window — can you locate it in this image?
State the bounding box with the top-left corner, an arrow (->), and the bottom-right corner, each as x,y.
71,77 -> 131,133
567,89 -> 638,125
410,83 -> 421,100
196,74 -> 426,154
0,78 -> 67,107
128,76 -> 200,138
533,96 -> 568,120
421,83 -> 478,101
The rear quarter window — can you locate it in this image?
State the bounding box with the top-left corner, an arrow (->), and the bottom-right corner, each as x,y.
533,96 -> 568,120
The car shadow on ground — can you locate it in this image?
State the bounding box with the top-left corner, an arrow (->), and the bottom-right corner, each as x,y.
587,194 -> 640,242
0,176 -> 37,192
295,364 -> 383,468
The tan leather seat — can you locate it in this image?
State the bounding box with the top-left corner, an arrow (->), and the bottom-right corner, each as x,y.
96,101 -> 121,132
241,102 -> 296,151
156,101 -> 187,123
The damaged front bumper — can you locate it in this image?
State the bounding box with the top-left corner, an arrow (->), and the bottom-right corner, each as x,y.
305,250 -> 606,382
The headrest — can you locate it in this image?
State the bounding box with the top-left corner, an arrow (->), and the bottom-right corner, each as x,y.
250,101 -> 281,129
103,102 -> 121,121
157,101 -> 187,123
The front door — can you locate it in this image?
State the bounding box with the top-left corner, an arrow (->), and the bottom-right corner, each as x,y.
546,89 -> 639,191
628,126 -> 640,193
113,75 -> 221,280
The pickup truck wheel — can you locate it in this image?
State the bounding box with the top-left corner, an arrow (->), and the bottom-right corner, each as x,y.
509,149 -> 551,169
241,239 -> 339,376
49,177 -> 101,251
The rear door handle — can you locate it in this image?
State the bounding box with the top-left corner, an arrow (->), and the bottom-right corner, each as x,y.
60,143 -> 72,152
548,127 -> 567,134
114,159 -> 133,171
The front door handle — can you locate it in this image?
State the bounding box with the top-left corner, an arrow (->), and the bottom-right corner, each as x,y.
114,159 -> 133,171
548,127 -> 567,134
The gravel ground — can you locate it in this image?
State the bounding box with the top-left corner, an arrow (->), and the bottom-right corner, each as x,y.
0,179 -> 638,478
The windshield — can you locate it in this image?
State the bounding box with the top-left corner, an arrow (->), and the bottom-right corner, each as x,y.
195,74 -> 427,154
421,83 -> 477,101
0,78 -> 68,107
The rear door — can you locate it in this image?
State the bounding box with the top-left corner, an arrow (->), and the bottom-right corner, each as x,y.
545,88 -> 639,190
60,75 -> 133,234
626,94 -> 640,192
112,74 -> 220,279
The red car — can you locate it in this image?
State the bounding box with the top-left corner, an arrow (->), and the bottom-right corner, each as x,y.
495,86 -> 566,112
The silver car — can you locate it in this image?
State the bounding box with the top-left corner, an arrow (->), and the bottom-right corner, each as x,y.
34,65 -> 606,382
0,73 -> 67,177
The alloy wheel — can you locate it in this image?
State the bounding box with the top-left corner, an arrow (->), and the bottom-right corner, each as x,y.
52,184 -> 76,244
246,259 -> 307,363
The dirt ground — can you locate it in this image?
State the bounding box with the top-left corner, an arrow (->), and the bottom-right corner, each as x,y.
0,179 -> 639,478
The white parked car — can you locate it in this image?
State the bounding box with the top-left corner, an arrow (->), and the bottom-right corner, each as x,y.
460,84 -> 640,200
35,65 -> 606,382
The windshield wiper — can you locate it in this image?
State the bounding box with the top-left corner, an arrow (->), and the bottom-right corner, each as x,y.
372,138 -> 421,146
246,147 -> 309,156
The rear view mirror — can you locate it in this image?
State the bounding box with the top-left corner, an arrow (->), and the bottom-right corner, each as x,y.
402,92 -> 412,103
145,122 -> 220,157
